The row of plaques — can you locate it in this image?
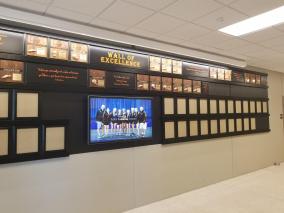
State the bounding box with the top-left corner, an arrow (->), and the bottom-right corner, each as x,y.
0,126 -> 65,156
164,117 -> 257,139
163,98 -> 268,115
0,29 -> 267,86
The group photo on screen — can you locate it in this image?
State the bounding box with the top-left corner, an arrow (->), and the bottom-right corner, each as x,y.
89,96 -> 152,143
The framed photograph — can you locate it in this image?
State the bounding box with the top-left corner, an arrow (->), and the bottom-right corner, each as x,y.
193,80 -> 201,93
172,60 -> 182,74
150,76 -> 161,91
89,69 -> 105,88
256,75 -> 261,84
224,69 -> 232,81
250,74 -> 256,84
173,78 -> 182,93
49,38 -> 69,60
149,56 -> 161,72
245,73 -> 250,83
183,79 -> 192,93
70,42 -> 88,63
217,68 -> 225,80
161,58 -> 172,73
137,74 -> 149,91
26,34 -> 48,57
209,67 -> 217,79
0,60 -> 24,83
88,96 -> 153,143
162,77 -> 172,92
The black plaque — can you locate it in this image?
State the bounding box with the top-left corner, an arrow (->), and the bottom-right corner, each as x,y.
0,30 -> 24,54
183,62 -> 209,78
232,71 -> 244,83
106,71 -> 135,89
26,63 -> 87,86
91,46 -> 149,72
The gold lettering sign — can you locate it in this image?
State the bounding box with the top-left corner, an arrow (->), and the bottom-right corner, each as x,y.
100,51 -> 141,68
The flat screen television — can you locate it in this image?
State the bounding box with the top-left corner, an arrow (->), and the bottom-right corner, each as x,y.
88,96 -> 152,144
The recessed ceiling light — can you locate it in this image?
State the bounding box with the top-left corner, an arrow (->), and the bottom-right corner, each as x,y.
219,5 -> 284,36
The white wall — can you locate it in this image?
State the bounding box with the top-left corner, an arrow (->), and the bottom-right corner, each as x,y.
0,70 -> 283,213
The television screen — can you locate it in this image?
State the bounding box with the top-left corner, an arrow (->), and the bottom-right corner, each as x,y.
89,96 -> 152,143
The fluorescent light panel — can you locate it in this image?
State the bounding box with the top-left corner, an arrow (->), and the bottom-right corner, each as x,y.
219,5 -> 284,36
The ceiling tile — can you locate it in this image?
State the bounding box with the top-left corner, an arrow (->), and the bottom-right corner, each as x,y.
51,0 -> 114,16
165,22 -> 211,40
126,28 -> 161,39
215,0 -> 237,4
241,27 -> 284,43
46,6 -> 93,23
98,0 -> 154,27
191,31 -> 234,46
261,35 -> 284,47
208,38 -> 251,50
230,0 -> 284,16
192,6 -> 247,30
162,0 -> 222,21
135,13 -> 186,34
90,18 -> 129,31
123,0 -> 177,11
0,0 -> 49,13
158,35 -> 185,44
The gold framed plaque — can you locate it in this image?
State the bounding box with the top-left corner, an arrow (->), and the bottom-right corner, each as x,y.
149,56 -> 161,72
70,42 -> 88,63
150,76 -> 161,91
173,78 -> 182,93
26,34 -> 48,57
49,38 -> 69,60
162,77 -> 172,92
137,74 -> 149,91
89,69 -> 105,88
161,58 -> 172,73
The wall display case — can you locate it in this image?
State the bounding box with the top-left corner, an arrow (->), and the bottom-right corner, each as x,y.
245,73 -> 250,83
89,69 -> 105,88
183,79 -> 192,93
49,38 -> 69,60
217,68 -> 225,80
0,27 -> 270,163
162,77 -> 172,92
172,60 -> 182,74
161,58 -> 172,73
150,76 -> 161,91
224,69 -> 232,81
0,60 -> 24,83
0,30 -> 24,54
193,80 -> 201,93
173,78 -> 182,93
210,67 -> 218,79
256,75 -> 261,84
149,56 -> 161,72
137,74 -> 149,91
26,34 -> 48,57
70,42 -> 88,63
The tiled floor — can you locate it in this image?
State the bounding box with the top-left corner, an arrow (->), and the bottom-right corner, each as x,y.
125,164 -> 284,213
